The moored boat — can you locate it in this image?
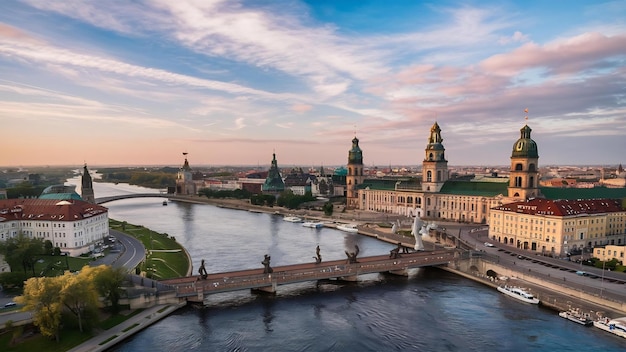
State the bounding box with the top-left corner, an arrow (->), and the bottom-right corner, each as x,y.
302,221 -> 324,228
336,223 -> 359,233
558,309 -> 593,326
162,200 -> 168,206
593,317 -> 626,339
496,285 -> 540,304
283,216 -> 303,223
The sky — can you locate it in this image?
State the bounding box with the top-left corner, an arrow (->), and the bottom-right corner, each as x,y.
0,0 -> 625,168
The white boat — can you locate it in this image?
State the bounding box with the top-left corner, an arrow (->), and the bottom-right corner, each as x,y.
283,216 -> 303,223
302,221 -> 324,228
558,309 -> 593,326
497,285 -> 540,304
336,223 -> 359,233
593,317 -> 626,339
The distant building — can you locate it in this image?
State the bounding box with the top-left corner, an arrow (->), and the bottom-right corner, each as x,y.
0,198 -> 109,257
81,163 -> 95,203
489,198 -> 626,257
262,153 -> 285,195
593,245 -> 625,263
346,136 -> 364,209
176,153 -> 199,195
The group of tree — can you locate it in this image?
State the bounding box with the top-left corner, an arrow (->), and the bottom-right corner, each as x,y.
99,168 -> 177,188
276,190 -> 316,209
250,194 -> 276,207
15,265 -> 126,342
0,233 -> 50,277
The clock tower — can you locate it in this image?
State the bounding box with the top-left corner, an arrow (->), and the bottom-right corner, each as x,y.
508,124 -> 540,200
346,136 -> 364,209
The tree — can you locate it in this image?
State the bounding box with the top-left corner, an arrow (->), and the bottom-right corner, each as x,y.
0,233 -> 44,275
16,276 -> 63,341
61,268 -> 100,333
323,202 -> 334,216
93,265 -> 126,312
44,240 -> 54,255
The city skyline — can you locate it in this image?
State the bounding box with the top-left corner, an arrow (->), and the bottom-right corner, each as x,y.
1,0 -> 625,167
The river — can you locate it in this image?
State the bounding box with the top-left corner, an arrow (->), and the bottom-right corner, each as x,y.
67,176 -> 625,351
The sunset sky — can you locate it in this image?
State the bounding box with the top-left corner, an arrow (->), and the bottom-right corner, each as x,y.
1,0 -> 624,168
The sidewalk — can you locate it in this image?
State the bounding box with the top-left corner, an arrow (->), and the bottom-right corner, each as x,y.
68,303 -> 185,352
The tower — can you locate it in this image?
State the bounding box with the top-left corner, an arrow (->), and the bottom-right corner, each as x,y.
508,124 -> 540,199
81,163 -> 95,203
422,122 -> 448,192
346,136 -> 364,209
176,153 -> 196,195
262,152 -> 285,195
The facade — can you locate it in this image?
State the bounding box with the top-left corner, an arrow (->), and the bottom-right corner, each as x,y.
593,245 -> 625,263
81,163 -> 95,203
0,198 -> 109,257
489,198 -> 626,257
346,136 -> 364,209
356,121 -> 516,223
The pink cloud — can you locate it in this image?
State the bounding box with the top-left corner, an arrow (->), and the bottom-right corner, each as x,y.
482,33 -> 626,76
291,103 -> 313,113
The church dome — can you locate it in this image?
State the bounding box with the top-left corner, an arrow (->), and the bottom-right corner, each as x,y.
512,125 -> 539,158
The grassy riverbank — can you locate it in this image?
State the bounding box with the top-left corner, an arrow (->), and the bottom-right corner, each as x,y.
109,219 -> 191,279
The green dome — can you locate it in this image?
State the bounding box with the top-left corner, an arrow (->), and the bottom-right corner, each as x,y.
348,137 -> 363,164
512,125 -> 539,158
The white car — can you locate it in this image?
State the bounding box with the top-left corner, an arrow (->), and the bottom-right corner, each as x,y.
484,242 -> 495,247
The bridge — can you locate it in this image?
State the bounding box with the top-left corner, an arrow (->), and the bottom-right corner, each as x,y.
161,249 -> 458,302
96,193 -> 178,205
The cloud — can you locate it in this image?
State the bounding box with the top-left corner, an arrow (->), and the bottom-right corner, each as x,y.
291,103 -> 313,113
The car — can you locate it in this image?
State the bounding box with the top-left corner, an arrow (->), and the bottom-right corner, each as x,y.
3,302 -> 16,308
484,242 -> 494,247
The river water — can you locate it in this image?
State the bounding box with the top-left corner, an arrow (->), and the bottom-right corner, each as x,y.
68,177 -> 625,351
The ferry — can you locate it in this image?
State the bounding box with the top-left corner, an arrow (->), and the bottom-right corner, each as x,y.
558,309 -> 593,326
593,317 -> 626,339
302,221 -> 324,228
336,223 -> 359,233
496,285 -> 540,304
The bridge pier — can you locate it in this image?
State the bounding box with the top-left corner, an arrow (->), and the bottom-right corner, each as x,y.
387,269 -> 408,276
339,275 -> 359,282
252,283 -> 277,294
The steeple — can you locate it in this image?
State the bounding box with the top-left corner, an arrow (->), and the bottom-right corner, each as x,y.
346,135 -> 365,209
422,122 -> 448,193
508,122 -> 540,200
80,163 -> 95,203
262,152 -> 285,194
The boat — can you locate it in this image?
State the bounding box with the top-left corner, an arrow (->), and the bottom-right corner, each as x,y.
593,317 -> 626,339
162,200 -> 167,206
283,216 -> 303,223
336,223 -> 359,233
496,285 -> 540,304
302,221 -> 324,228
558,309 -> 593,326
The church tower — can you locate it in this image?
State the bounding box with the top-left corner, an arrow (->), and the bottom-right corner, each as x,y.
176,153 -> 196,195
262,152 -> 285,195
508,124 -> 540,200
346,136 -> 364,209
81,163 -> 95,203
422,122 -> 448,192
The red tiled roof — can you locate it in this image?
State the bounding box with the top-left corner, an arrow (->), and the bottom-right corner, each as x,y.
493,198 -> 624,216
0,199 -> 108,222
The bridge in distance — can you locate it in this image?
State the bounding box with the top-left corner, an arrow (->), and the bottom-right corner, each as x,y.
96,193 -> 183,205
161,250 -> 459,302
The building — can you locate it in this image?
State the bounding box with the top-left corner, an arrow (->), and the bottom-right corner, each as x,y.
176,153 -> 198,195
489,198 -> 626,257
346,136 -> 364,209
81,163 -> 95,203
593,245 -> 625,263
262,153 -> 285,195
0,198 -> 109,257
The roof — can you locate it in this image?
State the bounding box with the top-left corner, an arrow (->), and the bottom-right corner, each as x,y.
439,180 -> 508,196
0,199 -> 108,222
540,187 -> 626,200
39,192 -> 84,200
492,198 -> 625,216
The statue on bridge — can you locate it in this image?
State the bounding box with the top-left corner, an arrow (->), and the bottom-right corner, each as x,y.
198,259 -> 208,280
345,245 -> 360,264
262,254 -> 273,274
389,242 -> 402,259
313,245 -> 322,264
